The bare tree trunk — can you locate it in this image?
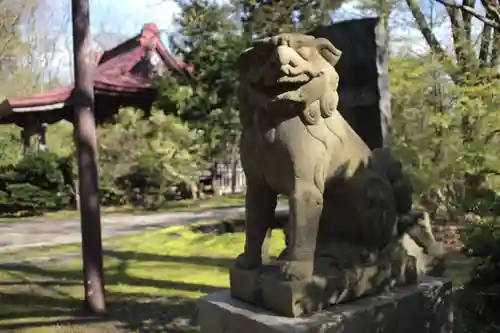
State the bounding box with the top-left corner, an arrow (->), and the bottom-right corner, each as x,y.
190,181 -> 199,200
406,0 -> 460,83
72,128 -> 80,211
492,29 -> 500,71
21,127 -> 31,155
38,123 -> 47,151
479,18 -> 493,68
230,145 -> 238,194
71,0 -> 106,314
211,162 -> 221,196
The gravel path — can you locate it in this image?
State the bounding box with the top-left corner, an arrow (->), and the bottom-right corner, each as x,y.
0,204 -> 288,254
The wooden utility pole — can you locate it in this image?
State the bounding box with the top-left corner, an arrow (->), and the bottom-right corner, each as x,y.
71,0 -> 106,314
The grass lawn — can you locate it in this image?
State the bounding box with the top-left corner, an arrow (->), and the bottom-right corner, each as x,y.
0,220 -> 476,333
0,224 -> 286,333
0,195 -> 246,223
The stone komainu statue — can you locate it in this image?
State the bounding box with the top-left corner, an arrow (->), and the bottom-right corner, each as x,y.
230,33 -> 445,317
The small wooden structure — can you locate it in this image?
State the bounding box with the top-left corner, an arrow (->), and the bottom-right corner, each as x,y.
0,23 -> 192,152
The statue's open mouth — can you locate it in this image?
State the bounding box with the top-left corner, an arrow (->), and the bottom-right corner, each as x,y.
252,72 -> 311,98
260,82 -> 304,98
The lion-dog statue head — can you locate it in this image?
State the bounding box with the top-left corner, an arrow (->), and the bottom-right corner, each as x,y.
237,33 -> 342,126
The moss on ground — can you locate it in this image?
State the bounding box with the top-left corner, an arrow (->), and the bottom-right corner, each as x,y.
0,219 -> 476,333
0,224 -> 285,332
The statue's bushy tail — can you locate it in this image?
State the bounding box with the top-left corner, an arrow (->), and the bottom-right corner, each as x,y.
371,148 -> 413,215
371,148 -> 445,258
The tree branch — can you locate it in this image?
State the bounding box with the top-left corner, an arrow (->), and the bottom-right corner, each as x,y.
491,29 -> 500,67
443,0 -> 475,73
462,0 -> 475,40
433,0 -> 500,29
479,19 -> 493,67
0,10 -> 22,64
484,129 -> 500,144
479,168 -> 500,176
480,0 -> 500,25
406,0 -> 460,82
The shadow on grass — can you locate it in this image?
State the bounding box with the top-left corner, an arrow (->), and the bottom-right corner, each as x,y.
0,293 -> 200,332
103,250 -> 234,270
0,250 -> 231,332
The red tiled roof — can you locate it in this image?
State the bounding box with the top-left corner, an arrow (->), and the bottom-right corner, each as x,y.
0,23 -> 192,114
3,86 -> 73,109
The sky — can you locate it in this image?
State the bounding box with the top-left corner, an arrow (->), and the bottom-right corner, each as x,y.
28,0 -> 487,85
37,0 -> 181,83
90,0 -> 180,36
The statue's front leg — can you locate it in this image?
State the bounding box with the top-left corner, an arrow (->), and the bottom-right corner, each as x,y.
281,179 -> 323,281
235,178 -> 277,269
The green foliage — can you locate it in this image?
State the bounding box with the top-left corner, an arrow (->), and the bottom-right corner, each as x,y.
463,220 -> 500,280
98,107 -> 206,207
391,56 -> 454,194
465,195 -> 500,216
0,151 -> 73,216
0,0 -> 58,98
388,52 -> 500,327
99,185 -> 126,207
0,2 -> 31,75
390,44 -> 500,333
456,217 -> 500,332
116,157 -> 166,209
390,55 -> 500,213
4,183 -> 56,215
0,125 -> 22,167
45,121 -> 74,157
14,150 -> 66,190
235,0 -> 335,38
156,0 -> 249,162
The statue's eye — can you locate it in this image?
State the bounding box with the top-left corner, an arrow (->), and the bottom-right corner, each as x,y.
297,47 -> 312,59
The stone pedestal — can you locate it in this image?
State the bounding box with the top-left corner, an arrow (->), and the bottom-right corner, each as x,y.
198,277 -> 453,333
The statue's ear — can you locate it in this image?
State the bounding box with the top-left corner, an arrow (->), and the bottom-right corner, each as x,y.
314,38 -> 342,66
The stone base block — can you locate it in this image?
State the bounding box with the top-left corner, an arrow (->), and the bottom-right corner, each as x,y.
198,277 -> 453,333
229,257 -> 418,317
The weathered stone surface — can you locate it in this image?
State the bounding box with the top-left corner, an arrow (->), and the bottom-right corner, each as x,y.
310,18 -> 391,149
229,238 -> 433,317
199,277 -> 453,333
233,30 -> 445,317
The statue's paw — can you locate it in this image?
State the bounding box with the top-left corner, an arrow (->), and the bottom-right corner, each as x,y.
279,260 -> 313,281
235,252 -> 262,270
